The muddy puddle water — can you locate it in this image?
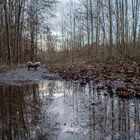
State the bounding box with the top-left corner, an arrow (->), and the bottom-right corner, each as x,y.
0,81 -> 140,140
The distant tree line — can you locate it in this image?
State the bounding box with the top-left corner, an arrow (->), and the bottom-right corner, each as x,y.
0,0 -> 57,65
59,0 -> 140,63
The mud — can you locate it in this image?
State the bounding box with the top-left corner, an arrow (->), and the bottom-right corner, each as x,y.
0,67 -> 60,85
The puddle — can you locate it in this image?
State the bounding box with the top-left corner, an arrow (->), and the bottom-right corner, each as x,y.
0,80 -> 140,140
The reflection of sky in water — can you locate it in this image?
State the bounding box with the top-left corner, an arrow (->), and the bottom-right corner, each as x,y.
38,81 -> 72,98
0,81 -> 140,140
39,81 -> 140,139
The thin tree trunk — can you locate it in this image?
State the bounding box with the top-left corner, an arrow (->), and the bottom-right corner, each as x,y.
108,0 -> 113,57
4,0 -> 12,65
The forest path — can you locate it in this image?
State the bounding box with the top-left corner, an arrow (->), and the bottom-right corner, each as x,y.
0,67 -> 60,85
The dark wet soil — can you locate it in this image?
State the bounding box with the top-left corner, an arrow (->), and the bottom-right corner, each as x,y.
0,67 -> 60,85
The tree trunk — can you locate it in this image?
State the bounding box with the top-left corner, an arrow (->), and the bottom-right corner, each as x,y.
4,0 -> 12,65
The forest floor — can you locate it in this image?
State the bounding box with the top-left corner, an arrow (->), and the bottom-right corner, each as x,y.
0,66 -> 60,85
48,62 -> 140,98
1,62 -> 140,98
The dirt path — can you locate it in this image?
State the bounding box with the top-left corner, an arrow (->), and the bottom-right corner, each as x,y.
0,67 -> 60,85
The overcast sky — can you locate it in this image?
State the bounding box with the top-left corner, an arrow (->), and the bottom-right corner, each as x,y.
50,0 -> 69,34
50,0 -> 78,36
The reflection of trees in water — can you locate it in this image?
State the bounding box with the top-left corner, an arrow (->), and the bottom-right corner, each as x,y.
104,94 -> 139,139
0,84 -> 48,140
39,81 -> 63,98
0,81 -> 140,140
63,81 -> 140,139
48,82 -> 55,97
89,88 -> 140,139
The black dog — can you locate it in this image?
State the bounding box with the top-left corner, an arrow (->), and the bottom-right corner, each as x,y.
27,61 -> 41,70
